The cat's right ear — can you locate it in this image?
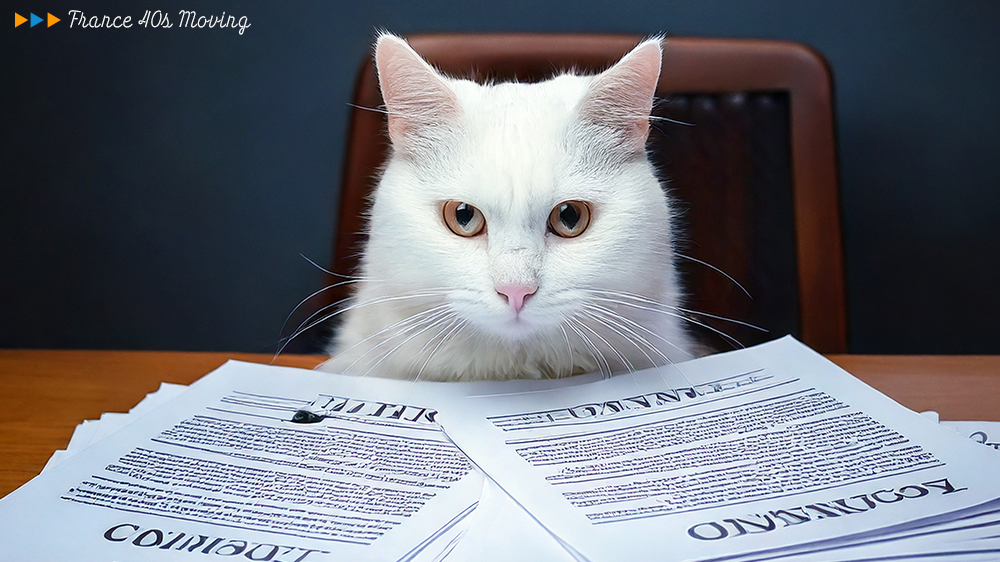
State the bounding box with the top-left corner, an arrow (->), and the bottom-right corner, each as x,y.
374,34 -> 459,151
575,37 -> 663,154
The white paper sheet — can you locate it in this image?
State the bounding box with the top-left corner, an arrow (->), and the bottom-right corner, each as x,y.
942,422 -> 1000,452
42,382 -> 190,473
0,362 -> 485,562
442,477 -> 578,562
422,337 -> 1000,562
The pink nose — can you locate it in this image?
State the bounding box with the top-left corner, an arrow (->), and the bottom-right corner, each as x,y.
496,284 -> 537,314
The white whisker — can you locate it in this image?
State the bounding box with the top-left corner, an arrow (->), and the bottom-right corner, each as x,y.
277,289 -> 451,356
674,306 -> 767,332
573,313 -> 636,375
415,319 -> 467,382
583,306 -> 662,370
583,288 -> 766,332
333,305 -> 452,373
580,310 -> 653,390
589,303 -> 694,360
647,114 -> 695,127
558,325 -> 576,378
341,307 -> 454,375
566,319 -> 611,379
585,293 -> 744,350
347,102 -> 389,115
675,253 -> 752,299
277,278 -> 360,352
584,303 -> 696,390
357,311 -> 458,379
299,252 -> 355,278
408,316 -> 460,376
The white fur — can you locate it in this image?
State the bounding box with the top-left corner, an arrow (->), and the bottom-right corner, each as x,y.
320,34 -> 699,381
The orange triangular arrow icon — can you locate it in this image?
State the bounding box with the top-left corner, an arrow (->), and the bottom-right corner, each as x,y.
47,13 -> 59,27
14,12 -> 27,27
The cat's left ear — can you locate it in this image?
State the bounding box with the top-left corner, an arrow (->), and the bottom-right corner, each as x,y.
576,38 -> 662,152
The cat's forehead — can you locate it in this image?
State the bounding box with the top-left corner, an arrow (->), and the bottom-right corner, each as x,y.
433,74 -> 600,211
452,74 -> 591,132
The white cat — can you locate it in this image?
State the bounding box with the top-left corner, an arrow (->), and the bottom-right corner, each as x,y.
319,33 -> 700,381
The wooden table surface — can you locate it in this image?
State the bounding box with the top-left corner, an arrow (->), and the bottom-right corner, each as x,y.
1,350 -> 998,499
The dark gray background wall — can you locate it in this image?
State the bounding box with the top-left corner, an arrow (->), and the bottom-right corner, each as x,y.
3,1 -> 998,354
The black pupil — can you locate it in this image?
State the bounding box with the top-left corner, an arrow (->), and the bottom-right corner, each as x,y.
559,203 -> 580,229
455,204 -> 474,228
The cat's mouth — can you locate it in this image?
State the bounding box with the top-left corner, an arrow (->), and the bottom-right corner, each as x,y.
497,309 -> 531,328
463,306 -> 540,341
491,305 -> 553,342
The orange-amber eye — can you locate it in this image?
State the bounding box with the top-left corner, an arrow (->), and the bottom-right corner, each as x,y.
548,201 -> 592,238
442,201 -> 486,237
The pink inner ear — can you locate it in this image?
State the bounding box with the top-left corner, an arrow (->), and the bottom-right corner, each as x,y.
577,39 -> 662,143
375,35 -> 459,145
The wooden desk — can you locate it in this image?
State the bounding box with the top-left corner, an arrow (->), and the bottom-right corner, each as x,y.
1,350 -> 997,499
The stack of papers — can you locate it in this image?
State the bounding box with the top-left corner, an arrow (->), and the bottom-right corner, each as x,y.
1,337 -> 998,561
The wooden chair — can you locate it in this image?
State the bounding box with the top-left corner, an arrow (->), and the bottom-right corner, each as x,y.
328,33 -> 848,353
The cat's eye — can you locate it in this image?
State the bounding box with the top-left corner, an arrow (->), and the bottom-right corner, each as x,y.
442,201 -> 486,237
548,201 -> 592,238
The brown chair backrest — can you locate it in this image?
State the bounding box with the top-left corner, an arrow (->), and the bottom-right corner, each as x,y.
330,33 -> 847,353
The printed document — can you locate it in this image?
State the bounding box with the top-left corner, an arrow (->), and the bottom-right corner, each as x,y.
423,337 -> 1000,562
0,363 -> 485,562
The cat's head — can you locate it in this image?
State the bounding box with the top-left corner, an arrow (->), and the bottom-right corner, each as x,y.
361,34 -> 681,345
